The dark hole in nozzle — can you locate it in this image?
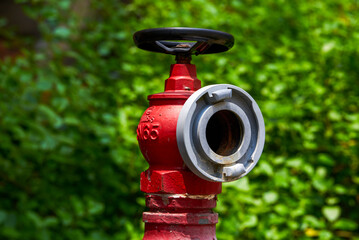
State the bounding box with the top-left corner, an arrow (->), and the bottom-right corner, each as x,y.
206,110 -> 243,156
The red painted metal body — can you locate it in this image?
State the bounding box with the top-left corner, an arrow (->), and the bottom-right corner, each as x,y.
137,63 -> 222,239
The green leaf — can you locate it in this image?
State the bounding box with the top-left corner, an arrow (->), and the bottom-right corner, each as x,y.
333,218 -> 358,231
263,191 -> 278,204
322,206 -> 341,222
0,210 -> 7,224
225,177 -> 250,192
240,215 -> 258,229
26,211 -> 42,228
321,41 -> 336,53
319,230 -> 333,240
54,26 -> 71,38
259,161 -> 273,176
88,200 -> 105,215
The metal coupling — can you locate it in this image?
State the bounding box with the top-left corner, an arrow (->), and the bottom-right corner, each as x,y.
176,84 -> 265,182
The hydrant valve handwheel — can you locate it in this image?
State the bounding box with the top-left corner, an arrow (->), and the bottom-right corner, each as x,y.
177,84 -> 265,182
133,27 -> 234,55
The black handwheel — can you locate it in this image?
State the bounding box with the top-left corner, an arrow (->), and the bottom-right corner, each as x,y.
133,27 -> 234,55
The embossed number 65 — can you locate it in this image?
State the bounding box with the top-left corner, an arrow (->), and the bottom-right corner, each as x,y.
137,123 -> 160,140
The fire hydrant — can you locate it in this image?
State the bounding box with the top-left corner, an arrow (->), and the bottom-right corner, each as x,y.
133,28 -> 265,240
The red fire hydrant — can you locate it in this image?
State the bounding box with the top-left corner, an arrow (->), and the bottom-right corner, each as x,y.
134,28 -> 265,240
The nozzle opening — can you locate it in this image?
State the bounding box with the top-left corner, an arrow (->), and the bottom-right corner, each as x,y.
205,110 -> 243,156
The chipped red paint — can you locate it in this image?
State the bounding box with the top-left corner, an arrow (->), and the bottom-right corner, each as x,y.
143,194 -> 218,240
140,170 -> 221,195
138,63 -> 221,239
146,194 -> 217,211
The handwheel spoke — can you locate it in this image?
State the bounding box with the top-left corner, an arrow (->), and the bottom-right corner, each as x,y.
189,41 -> 211,55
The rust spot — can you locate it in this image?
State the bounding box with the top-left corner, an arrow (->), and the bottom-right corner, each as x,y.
162,196 -> 169,206
198,219 -> 209,225
175,43 -> 191,48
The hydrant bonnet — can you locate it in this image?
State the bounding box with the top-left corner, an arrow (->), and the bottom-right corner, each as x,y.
177,84 -> 265,182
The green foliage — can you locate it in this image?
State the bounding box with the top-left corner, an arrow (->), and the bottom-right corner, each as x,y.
1,0 -> 358,239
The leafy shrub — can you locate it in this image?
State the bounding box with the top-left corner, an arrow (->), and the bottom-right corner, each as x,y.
0,0 -> 358,239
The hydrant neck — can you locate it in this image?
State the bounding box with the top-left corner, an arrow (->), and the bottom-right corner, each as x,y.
165,64 -> 201,91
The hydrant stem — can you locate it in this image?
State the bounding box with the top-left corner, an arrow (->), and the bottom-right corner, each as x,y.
175,53 -> 192,64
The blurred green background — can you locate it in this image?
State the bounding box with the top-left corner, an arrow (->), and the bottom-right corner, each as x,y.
0,0 -> 358,239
